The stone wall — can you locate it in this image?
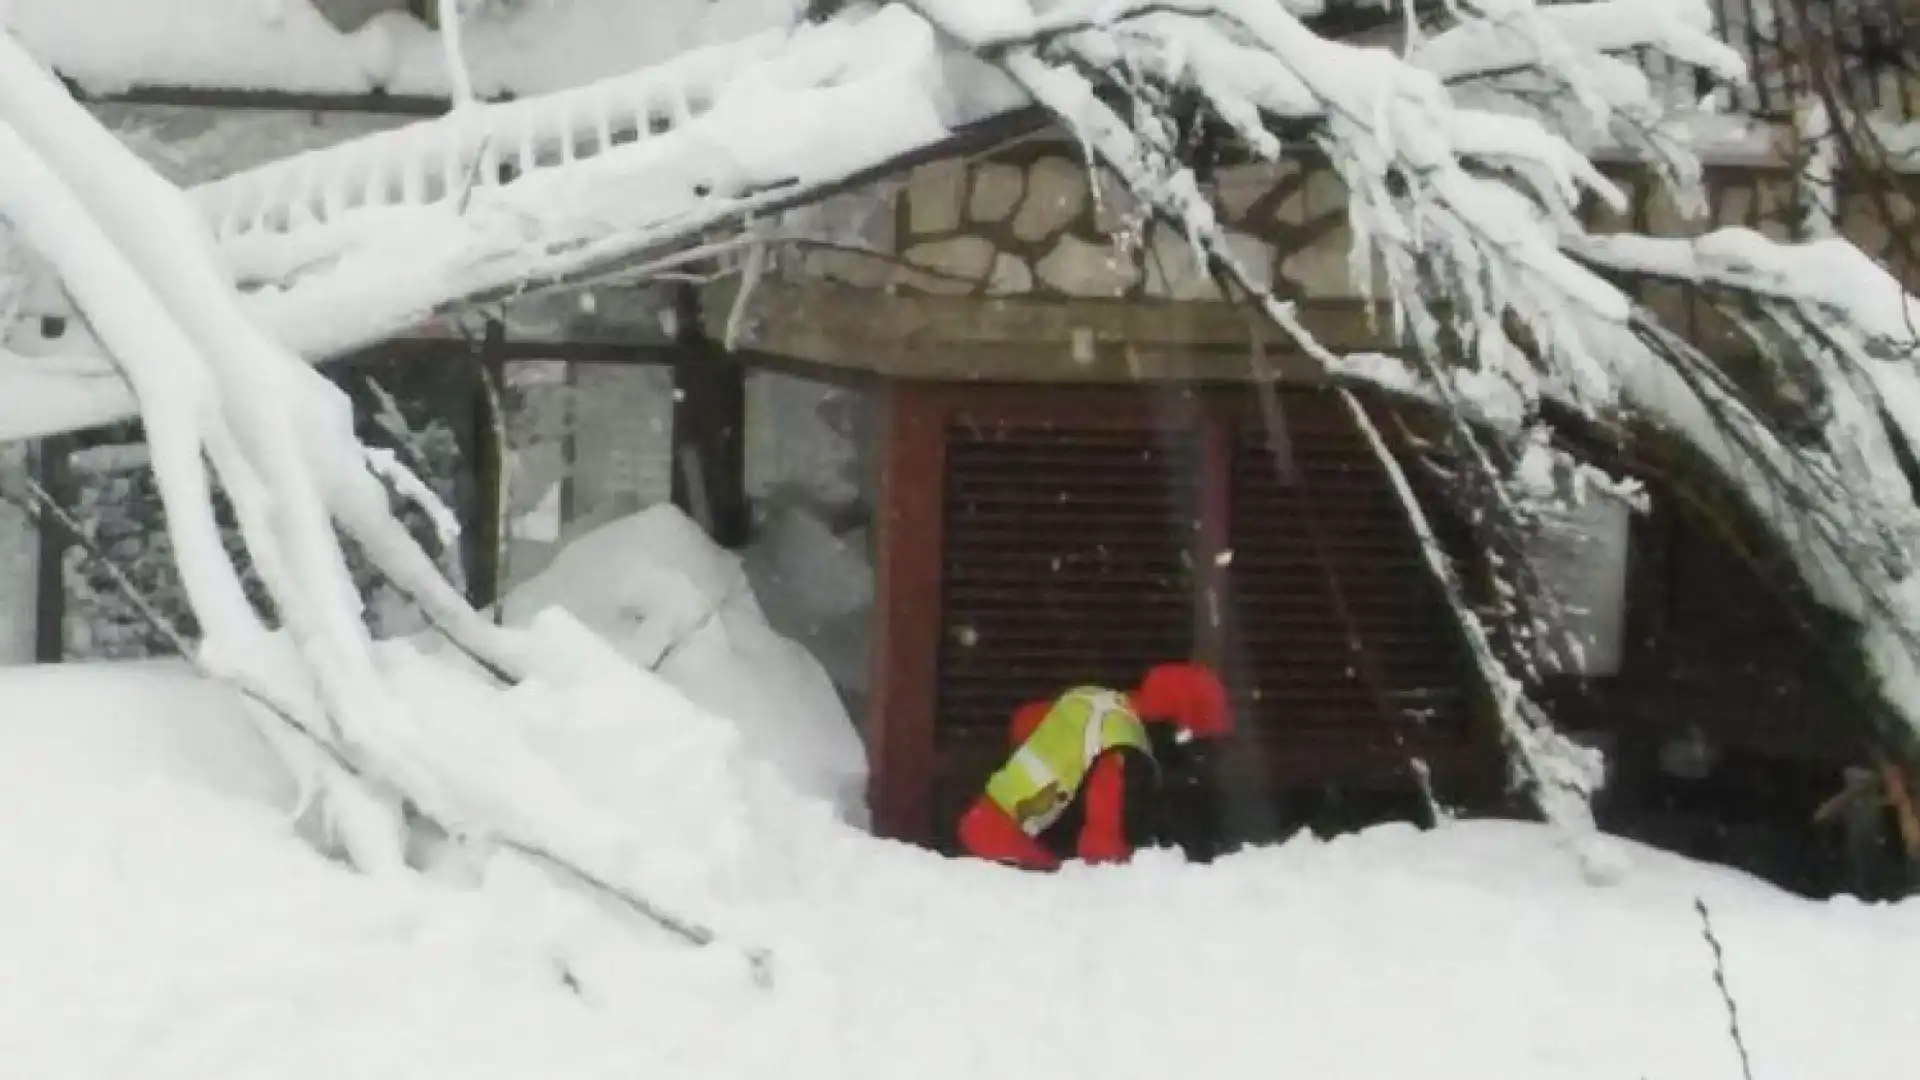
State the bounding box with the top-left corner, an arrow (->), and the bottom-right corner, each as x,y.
797,141 -> 1920,311
802,144 -> 1369,303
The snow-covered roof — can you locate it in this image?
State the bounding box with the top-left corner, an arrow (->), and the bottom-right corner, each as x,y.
7,0 -> 802,99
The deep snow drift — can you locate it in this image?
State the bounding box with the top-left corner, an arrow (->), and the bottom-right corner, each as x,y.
1,626 -> 1918,1080
500,504 -> 868,823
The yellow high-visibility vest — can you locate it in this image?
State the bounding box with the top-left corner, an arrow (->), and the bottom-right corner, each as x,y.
983,688 -> 1154,837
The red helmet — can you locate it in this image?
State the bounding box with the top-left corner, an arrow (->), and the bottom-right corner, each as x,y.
1132,662 -> 1231,738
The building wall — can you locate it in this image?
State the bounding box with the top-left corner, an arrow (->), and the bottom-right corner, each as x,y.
793,143 -> 1906,317
801,148 -> 1358,303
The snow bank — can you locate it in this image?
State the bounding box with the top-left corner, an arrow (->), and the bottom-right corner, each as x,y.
0,661 -> 721,1080
1,630 -> 1918,1080
9,0 -> 800,98
502,504 -> 868,823
742,501 -> 873,697
0,660 -> 294,808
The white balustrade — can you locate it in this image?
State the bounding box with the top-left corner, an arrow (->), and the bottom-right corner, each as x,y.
187,29 -> 795,254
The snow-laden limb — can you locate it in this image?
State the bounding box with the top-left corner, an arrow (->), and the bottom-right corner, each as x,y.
1342,388 -> 1603,830
0,29 -> 529,683
0,7 -> 977,448
1408,0 -> 1744,88
2,1 -> 1751,442
6,478 -> 754,961
0,118 -> 408,869
967,0 -> 1715,416
0,29 -> 783,967
1571,228 -> 1920,745
364,446 -> 464,557
0,349 -> 140,438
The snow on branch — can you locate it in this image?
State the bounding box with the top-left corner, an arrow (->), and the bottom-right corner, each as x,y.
3,1 -> 1745,445
0,29 -> 773,973
1568,227 -> 1920,747
1342,389 -> 1604,828
1408,0 -> 1745,87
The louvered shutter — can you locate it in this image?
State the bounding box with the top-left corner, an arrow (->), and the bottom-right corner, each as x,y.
933,420 -> 1199,837
1222,392 -> 1488,790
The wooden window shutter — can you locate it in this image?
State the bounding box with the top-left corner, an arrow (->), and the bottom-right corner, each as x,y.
1220,391 -> 1487,790
933,418 -> 1200,839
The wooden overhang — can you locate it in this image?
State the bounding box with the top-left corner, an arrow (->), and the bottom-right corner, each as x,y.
700,278 -> 1398,386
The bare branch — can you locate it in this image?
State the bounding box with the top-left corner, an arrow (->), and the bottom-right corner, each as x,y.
1694,897 -> 1757,1080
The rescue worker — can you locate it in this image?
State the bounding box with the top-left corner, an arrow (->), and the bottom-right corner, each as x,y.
955,661 -> 1231,870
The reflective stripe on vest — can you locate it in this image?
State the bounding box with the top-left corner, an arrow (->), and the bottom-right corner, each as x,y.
982,688 -> 1155,837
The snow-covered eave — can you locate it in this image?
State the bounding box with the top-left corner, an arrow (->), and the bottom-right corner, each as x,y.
0,0 -> 1851,445
0,100 -> 1042,442
76,85 -> 1830,173
0,107 -> 1839,446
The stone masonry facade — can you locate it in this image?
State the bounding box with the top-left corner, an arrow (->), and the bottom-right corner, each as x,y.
793,139 -> 1920,308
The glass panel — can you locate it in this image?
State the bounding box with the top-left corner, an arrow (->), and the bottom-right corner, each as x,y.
742,371 -> 877,728
499,360 -> 673,594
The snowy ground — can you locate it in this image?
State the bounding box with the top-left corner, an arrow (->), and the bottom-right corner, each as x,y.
500,504 -> 869,823
2,647 -> 1918,1079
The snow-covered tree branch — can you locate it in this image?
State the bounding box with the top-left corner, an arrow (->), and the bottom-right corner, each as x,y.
0,16 -> 773,963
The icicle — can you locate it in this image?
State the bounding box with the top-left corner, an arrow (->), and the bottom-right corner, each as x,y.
440,127 -> 462,203
318,151 -> 351,223
476,133 -> 501,193
593,84 -> 615,158
401,142 -> 427,205
556,96 -> 575,166
670,75 -> 695,128
361,145 -> 385,210
515,107 -> 537,178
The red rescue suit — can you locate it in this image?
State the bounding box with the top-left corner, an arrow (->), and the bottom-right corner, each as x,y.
956,662 -> 1230,871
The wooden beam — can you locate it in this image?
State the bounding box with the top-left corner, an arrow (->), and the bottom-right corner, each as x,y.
670,287 -> 749,549
75,80 -> 460,117
465,322 -> 508,609
707,278 -> 1384,383
31,436 -> 72,663
867,384 -> 946,843
407,286 -> 679,350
